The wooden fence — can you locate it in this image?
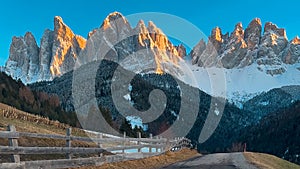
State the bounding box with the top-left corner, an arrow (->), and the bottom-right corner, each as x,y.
0,125 -> 191,169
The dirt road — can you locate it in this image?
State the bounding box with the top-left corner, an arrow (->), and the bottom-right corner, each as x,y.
162,152 -> 258,169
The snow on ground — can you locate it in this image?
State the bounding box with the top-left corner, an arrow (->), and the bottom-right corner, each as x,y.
126,116 -> 148,131
83,129 -> 121,139
112,147 -> 161,153
178,60 -> 300,105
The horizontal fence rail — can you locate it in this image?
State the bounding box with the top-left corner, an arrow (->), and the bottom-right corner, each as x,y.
0,124 -> 192,169
0,144 -> 167,155
1,131 -> 168,143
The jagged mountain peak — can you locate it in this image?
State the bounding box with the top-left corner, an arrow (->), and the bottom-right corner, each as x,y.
101,11 -> 130,31
134,20 -> 165,36
230,22 -> 245,43
54,16 -> 67,30
6,31 -> 40,83
191,18 -> 299,74
54,16 -> 63,22
51,15 -> 87,76
210,27 -> 223,42
264,22 -> 279,32
79,12 -> 184,77
147,21 -> 163,34
234,22 -> 243,29
23,32 -> 39,49
5,12 -> 186,84
292,36 -> 300,45
282,36 -> 300,64
250,18 -> 262,26
5,14 -> 299,85
135,20 -> 148,34
244,18 -> 262,50
105,11 -> 127,22
232,22 -> 244,34
137,19 -> 146,26
24,32 -> 35,40
5,16 -> 86,83
54,16 -> 76,41
264,22 -> 287,38
148,20 -> 156,28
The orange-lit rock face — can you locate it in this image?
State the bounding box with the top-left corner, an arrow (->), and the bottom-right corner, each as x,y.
244,18 -> 262,50
50,16 -> 87,76
212,27 -> 222,42
292,36 -> 300,45
136,20 -> 153,48
76,12 -> 185,78
264,22 -> 287,39
207,27 -> 224,54
101,12 -> 129,31
231,23 -> 247,48
134,20 -> 182,74
50,57 -> 62,75
282,36 -> 300,64
270,33 -> 279,45
102,19 -> 111,30
76,35 -> 87,49
54,16 -> 74,41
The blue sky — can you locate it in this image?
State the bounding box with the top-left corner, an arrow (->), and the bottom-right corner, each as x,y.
1,0 -> 299,66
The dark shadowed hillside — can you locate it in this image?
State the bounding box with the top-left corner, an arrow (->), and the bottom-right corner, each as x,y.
240,101 -> 300,164
0,72 -> 80,127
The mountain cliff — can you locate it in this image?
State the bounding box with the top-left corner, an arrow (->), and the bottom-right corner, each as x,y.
5,16 -> 86,83
5,13 -> 300,83
78,12 -> 184,76
5,12 -> 185,84
191,18 -> 300,75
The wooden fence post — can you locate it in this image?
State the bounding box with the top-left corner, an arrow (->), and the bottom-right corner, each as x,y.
66,128 -> 72,159
149,133 -> 153,153
7,125 -> 20,163
155,136 -> 159,153
122,132 -> 126,153
243,143 -> 247,152
137,132 -> 141,153
164,138 -> 169,153
160,136 -> 163,152
97,133 -> 103,157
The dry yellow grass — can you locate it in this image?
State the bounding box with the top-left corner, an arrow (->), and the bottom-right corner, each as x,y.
0,103 -> 103,162
74,148 -> 200,169
244,152 -> 300,169
0,103 -> 93,146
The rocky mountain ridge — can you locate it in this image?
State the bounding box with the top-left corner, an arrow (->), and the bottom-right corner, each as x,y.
191,18 -> 300,75
78,12 -> 185,77
4,12 -> 300,89
5,12 -> 185,83
5,16 -> 86,83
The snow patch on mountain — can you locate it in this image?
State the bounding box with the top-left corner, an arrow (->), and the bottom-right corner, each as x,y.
179,59 -> 300,105
126,116 -> 148,130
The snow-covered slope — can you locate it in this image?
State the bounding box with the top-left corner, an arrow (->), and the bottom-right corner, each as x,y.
179,58 -> 300,106
186,18 -> 300,104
